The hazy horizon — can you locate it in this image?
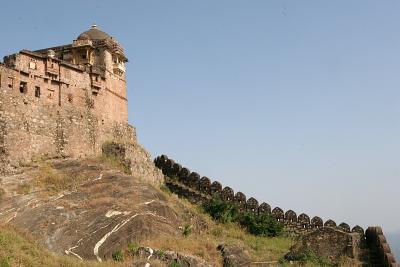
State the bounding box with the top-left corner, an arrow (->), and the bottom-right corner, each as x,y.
1,1 -> 399,256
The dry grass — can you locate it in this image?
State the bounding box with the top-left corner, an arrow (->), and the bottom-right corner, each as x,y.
99,155 -> 131,174
0,224 -> 131,267
0,187 -> 5,200
16,183 -> 31,195
35,162 -> 87,192
141,187 -> 293,266
0,223 -> 170,266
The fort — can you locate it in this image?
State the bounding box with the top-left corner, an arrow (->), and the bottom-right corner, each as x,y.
0,25 -> 398,266
0,24 -> 159,180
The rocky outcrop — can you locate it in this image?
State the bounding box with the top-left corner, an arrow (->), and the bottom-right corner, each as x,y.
102,141 -> 163,184
218,244 -> 251,267
136,247 -> 212,267
0,158 -> 181,261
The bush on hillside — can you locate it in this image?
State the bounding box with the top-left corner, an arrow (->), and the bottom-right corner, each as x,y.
239,212 -> 283,237
202,198 -> 239,224
112,249 -> 124,261
182,224 -> 192,237
203,198 -> 283,237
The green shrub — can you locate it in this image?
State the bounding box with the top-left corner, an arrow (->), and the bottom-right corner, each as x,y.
202,198 -> 239,224
127,242 -> 139,256
299,251 -> 332,266
203,198 -> 283,237
239,212 -> 283,237
168,261 -> 182,267
160,184 -> 172,194
182,224 -> 192,237
281,250 -> 332,266
112,249 -> 124,261
0,258 -> 10,267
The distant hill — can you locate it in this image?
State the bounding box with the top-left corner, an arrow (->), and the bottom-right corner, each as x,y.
386,232 -> 400,261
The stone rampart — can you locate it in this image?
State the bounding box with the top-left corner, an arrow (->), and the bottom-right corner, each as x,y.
154,155 -> 364,236
154,154 -> 398,266
366,227 -> 398,267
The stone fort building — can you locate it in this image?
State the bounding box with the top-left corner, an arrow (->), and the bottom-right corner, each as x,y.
0,25 -> 158,179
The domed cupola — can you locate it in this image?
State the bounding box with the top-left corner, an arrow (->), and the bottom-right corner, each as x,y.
77,24 -> 112,41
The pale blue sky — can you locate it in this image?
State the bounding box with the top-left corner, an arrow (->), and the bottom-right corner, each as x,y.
1,0 -> 399,252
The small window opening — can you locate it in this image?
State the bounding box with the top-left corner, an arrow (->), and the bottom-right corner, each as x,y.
19,81 -> 27,94
81,54 -> 87,59
29,61 -> 36,70
8,77 -> 13,88
35,86 -> 41,98
67,93 -> 73,103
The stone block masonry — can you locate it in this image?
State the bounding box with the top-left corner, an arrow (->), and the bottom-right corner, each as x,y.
0,25 -> 162,182
0,75 -> 131,171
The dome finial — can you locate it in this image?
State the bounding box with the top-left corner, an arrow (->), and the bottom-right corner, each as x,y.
91,23 -> 97,29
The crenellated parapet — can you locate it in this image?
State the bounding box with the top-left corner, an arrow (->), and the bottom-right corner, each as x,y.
154,155 -> 364,236
154,154 -> 398,266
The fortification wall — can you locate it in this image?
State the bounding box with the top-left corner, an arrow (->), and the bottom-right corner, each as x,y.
154,155 -> 398,266
366,227 -> 398,267
0,61 -> 161,183
0,78 -> 128,169
154,155 -> 364,235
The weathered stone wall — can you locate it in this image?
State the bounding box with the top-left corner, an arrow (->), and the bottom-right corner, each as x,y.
0,79 -> 126,169
2,49 -> 127,124
366,227 -> 398,267
286,227 -> 362,263
154,154 -> 398,266
0,61 -> 161,182
153,155 -> 364,236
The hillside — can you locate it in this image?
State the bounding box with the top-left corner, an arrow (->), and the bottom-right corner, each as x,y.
0,157 -> 366,266
0,157 -> 294,266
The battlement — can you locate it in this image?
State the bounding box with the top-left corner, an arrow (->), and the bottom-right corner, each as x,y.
154,154 -> 398,266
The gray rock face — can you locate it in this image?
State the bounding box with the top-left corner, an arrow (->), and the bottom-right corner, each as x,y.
0,159 -> 181,261
218,243 -> 251,267
136,247 -> 212,267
